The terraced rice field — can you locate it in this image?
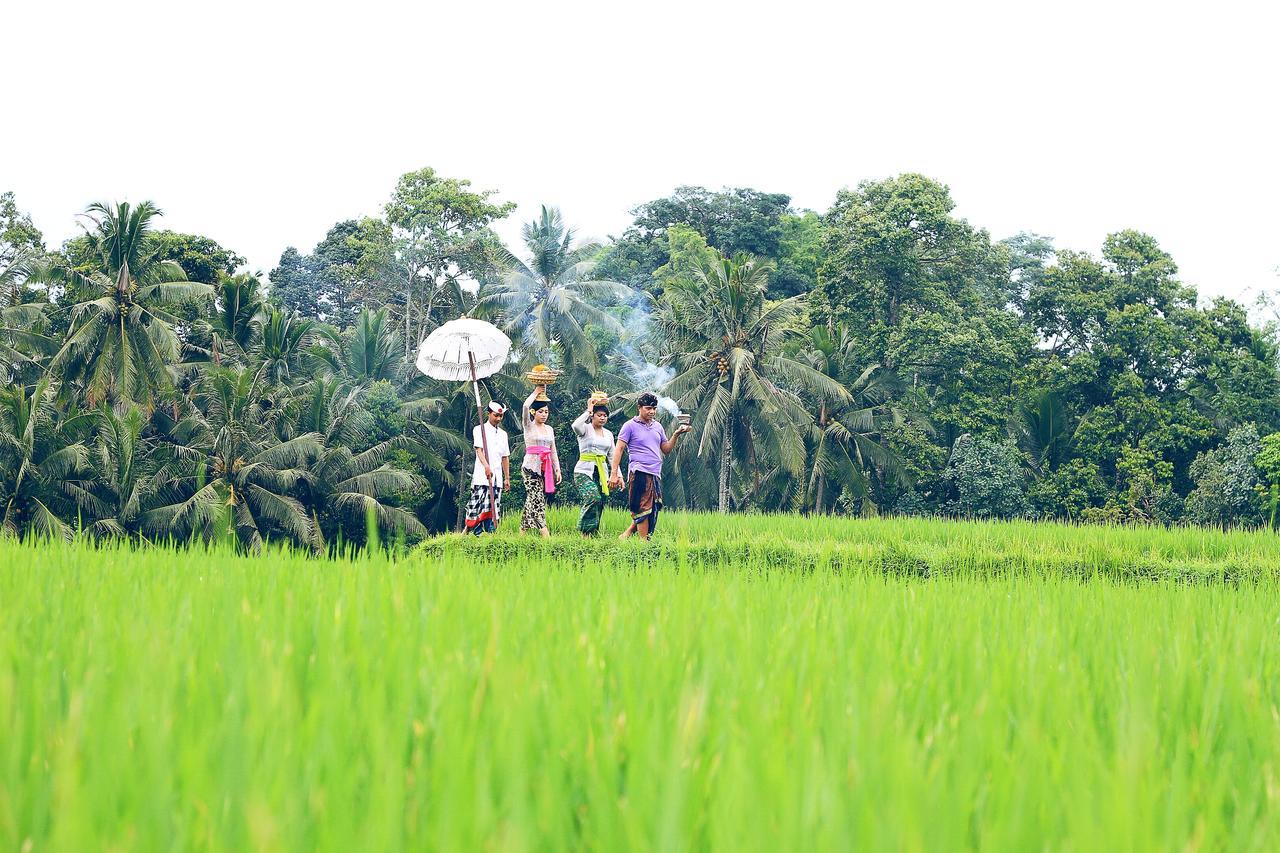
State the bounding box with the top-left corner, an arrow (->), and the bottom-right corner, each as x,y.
4,510 -> 1280,849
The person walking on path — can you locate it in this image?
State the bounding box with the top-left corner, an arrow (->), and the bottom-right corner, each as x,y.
520,385 -> 562,537
572,395 -> 614,536
608,392 -> 691,541
465,401 -> 510,535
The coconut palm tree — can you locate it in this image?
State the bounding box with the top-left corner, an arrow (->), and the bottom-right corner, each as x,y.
144,368 -> 320,551
51,202 -> 213,408
1,303 -> 56,383
307,306 -> 406,389
289,377 -> 427,549
1009,389 -> 1073,477
252,308 -> 319,387
0,379 -> 93,539
1,254 -> 59,382
205,272 -> 266,365
77,406 -> 170,540
477,206 -> 631,378
794,324 -> 909,514
661,254 -> 850,513
0,244 -> 39,303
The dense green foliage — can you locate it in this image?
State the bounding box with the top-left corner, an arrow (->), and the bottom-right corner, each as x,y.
4,166 -> 1280,544
6,515 -> 1280,847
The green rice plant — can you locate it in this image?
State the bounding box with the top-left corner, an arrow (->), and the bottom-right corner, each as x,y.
436,506 -> 1280,583
3,513 -> 1280,850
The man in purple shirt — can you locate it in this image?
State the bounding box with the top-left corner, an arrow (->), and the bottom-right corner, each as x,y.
608,392 -> 691,540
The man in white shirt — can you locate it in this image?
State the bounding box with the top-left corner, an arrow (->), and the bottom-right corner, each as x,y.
465,401 -> 511,534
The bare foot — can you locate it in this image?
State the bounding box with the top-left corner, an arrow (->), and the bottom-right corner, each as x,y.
539,527 -> 550,539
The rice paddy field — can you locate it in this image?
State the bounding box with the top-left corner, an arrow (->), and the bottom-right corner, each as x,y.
5,508 -> 1280,850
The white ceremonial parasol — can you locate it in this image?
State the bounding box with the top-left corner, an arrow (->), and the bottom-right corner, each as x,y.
415,318 -> 511,383
415,318 -> 513,527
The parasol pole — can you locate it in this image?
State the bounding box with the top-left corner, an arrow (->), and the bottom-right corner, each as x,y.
468,350 -> 499,525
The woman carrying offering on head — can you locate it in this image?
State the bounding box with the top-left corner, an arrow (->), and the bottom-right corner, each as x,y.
572,393 -> 614,537
520,384 -> 561,537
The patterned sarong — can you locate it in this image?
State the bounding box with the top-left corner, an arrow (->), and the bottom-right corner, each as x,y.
575,472 -> 605,535
464,484 -> 501,532
521,468 -> 548,531
627,471 -> 662,535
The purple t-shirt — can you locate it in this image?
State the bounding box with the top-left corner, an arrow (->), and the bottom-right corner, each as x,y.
617,416 -> 667,477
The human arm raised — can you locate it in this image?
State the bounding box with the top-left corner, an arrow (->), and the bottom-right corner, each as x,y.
522,389 -> 540,432
572,406 -> 590,437
660,423 -> 692,455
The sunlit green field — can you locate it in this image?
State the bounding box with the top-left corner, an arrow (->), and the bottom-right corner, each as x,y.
4,510 -> 1280,850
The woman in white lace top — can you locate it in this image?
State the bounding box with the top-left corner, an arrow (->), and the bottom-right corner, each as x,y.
520,386 -> 561,536
571,397 -> 614,536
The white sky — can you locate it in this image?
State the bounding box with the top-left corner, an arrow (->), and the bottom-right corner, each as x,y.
4,0 -> 1277,304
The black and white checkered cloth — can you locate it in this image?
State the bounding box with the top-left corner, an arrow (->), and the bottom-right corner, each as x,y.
464,484 -> 501,528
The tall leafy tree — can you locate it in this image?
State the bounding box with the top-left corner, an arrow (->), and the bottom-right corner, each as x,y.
794,324 -> 907,513
308,306 -> 406,389
0,379 -> 91,539
148,230 -> 245,284
1,191 -> 46,305
594,186 -> 804,297
147,368 -> 321,551
479,206 -> 631,379
1025,233 -> 1215,503
630,186 -> 792,259
270,219 -> 386,328
81,406 -> 168,540
52,201 -> 212,408
661,253 -> 849,512
252,307 -> 319,386
1002,231 -> 1054,311
268,247 -> 318,318
205,272 -> 267,364
289,377 -> 427,548
817,174 -> 1034,485
380,167 -> 514,351
770,211 -> 825,298
0,191 -> 44,263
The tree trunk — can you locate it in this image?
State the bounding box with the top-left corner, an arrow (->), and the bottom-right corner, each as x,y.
884,275 -> 901,369
718,427 -> 731,514
422,275 -> 439,342
814,402 -> 827,514
404,285 -> 413,355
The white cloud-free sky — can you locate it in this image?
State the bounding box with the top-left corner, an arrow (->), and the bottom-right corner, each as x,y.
4,0 -> 1277,303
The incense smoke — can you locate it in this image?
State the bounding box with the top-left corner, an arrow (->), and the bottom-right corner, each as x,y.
616,291 -> 680,417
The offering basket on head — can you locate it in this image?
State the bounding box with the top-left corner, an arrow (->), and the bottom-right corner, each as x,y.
525,364 -> 562,386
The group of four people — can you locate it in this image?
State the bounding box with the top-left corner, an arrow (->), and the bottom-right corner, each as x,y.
465,389 -> 692,539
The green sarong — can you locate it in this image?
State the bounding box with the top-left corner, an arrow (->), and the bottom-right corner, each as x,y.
575,472 -> 605,535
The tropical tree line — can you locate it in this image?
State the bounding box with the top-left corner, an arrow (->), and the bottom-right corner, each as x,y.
4,167 -> 1280,549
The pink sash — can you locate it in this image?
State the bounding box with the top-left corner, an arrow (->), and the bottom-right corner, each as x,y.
526,445 -> 556,494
